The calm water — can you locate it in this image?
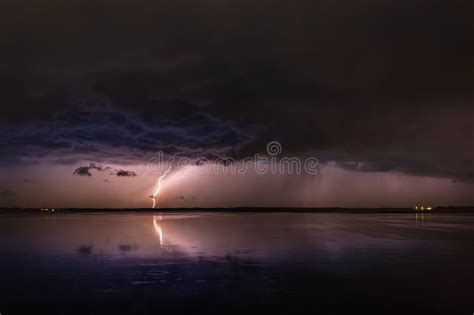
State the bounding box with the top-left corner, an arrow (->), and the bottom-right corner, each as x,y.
1,212 -> 473,314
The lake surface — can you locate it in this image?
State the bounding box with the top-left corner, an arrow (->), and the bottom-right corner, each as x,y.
1,212 -> 473,314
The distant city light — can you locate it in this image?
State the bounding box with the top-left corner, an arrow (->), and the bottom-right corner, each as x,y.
414,205 -> 433,211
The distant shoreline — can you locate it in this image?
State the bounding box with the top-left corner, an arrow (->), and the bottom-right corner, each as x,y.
1,207 -> 474,214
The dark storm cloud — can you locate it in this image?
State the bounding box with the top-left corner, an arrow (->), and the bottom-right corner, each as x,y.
73,163 -> 110,176
114,170 -> 137,177
73,163 -> 137,177
1,107 -> 254,165
73,166 -> 93,177
0,0 -> 472,181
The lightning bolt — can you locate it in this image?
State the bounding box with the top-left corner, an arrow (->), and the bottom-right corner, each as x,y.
150,164 -> 172,209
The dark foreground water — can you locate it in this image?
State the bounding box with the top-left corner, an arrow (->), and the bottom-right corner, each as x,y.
1,212 -> 473,315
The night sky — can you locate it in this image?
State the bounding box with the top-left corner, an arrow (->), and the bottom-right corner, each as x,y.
0,0 -> 473,208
